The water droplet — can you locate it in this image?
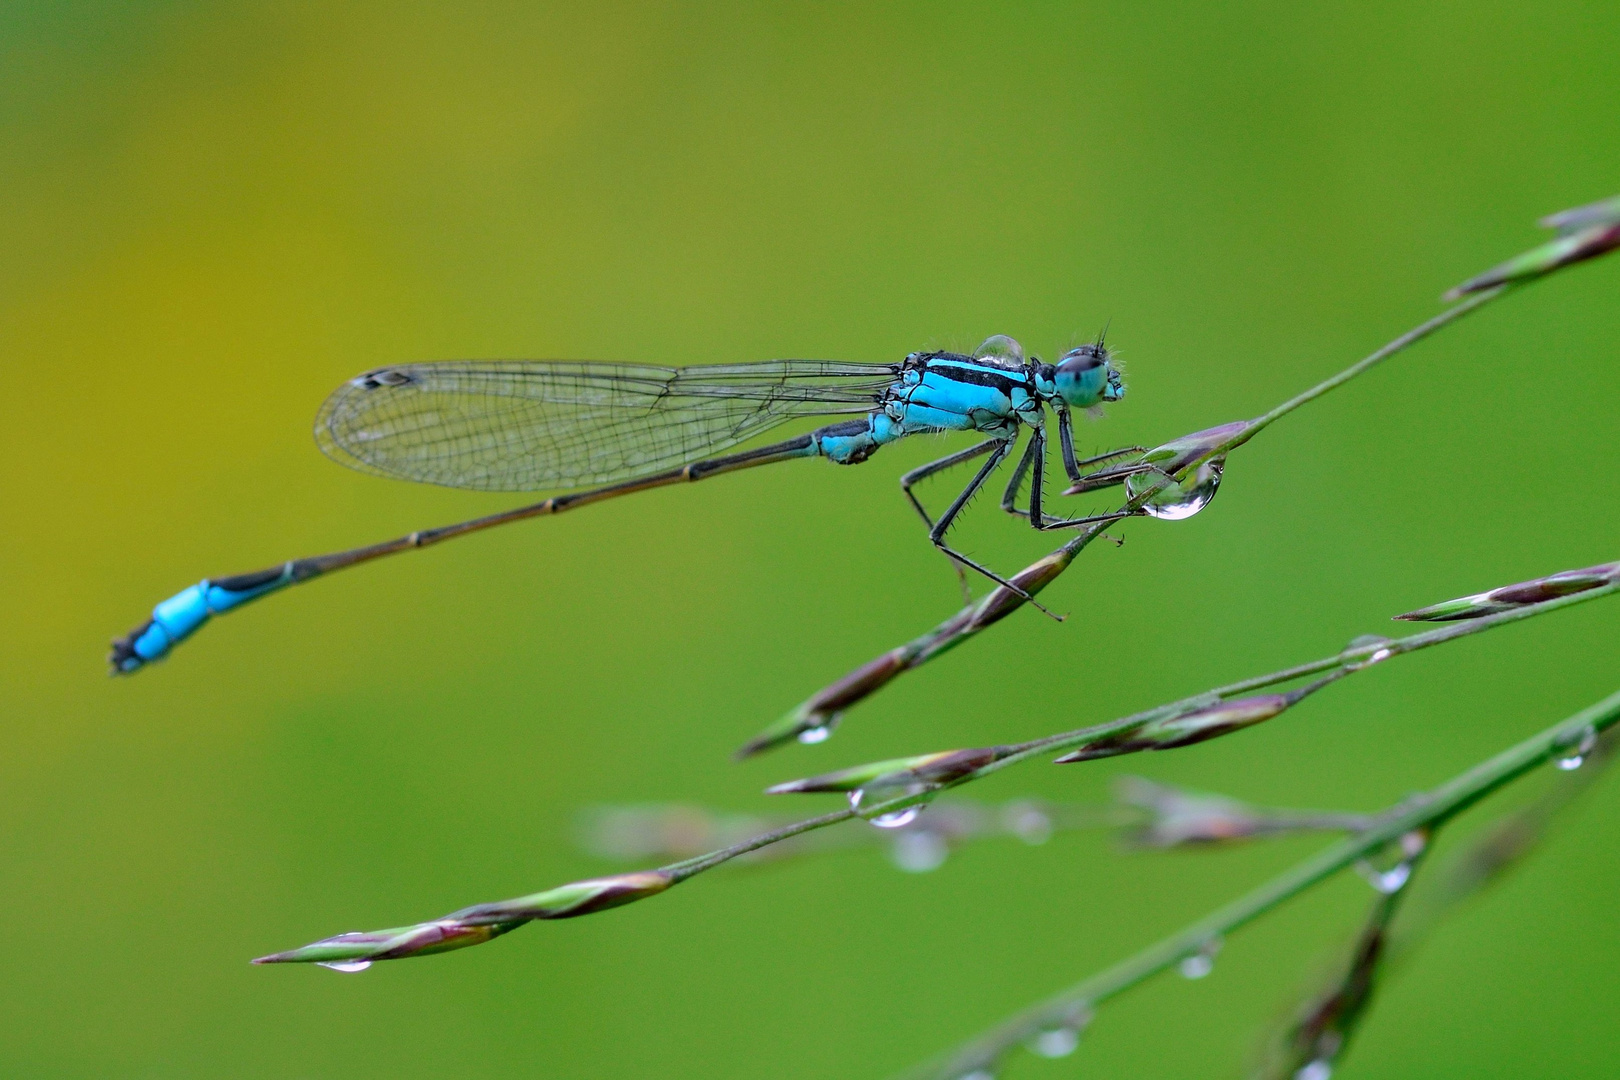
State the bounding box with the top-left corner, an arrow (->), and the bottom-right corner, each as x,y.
1556,726 -> 1598,770
891,829 -> 949,873
1131,458 -> 1226,520
1178,954 -> 1213,979
855,780 -> 932,827
1294,1061 -> 1332,1080
1356,829 -> 1426,893
958,1071 -> 995,1080
317,959 -> 372,973
1030,1027 -> 1079,1058
798,724 -> 832,745
871,806 -> 921,829
1178,937 -> 1222,979
973,334 -> 1025,364
1354,857 -> 1411,894
1343,634 -> 1394,668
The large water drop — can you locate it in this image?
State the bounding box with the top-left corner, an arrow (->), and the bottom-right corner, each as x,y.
1131,458 -> 1226,520
798,724 -> 832,745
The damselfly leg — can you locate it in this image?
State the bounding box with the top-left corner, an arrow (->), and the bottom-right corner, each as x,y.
1000,419 -> 1145,532
1063,451 -> 1161,495
914,439 -> 1065,619
1025,426 -> 1147,531
900,439 -> 1002,601
1055,405 -> 1091,482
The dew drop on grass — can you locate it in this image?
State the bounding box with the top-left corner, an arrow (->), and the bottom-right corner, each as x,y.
1343,634 -> 1393,668
1132,458 -> 1226,520
1357,862 -> 1412,894
871,807 -> 921,829
854,781 -> 930,828
1030,1027 -> 1079,1058
1172,939 -> 1218,977
317,960 -> 372,973
1294,1061 -> 1332,1080
1557,726 -> 1598,770
798,725 -> 832,745
1178,954 -> 1214,979
1179,937 -> 1222,979
1356,832 -> 1426,894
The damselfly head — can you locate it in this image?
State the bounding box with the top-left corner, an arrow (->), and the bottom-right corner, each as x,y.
1053,344 -> 1124,409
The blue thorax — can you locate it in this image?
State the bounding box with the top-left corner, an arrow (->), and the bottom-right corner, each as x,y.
813,343 -> 1122,464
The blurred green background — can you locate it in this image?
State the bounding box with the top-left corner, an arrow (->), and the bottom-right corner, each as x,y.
2,2 -> 1618,1077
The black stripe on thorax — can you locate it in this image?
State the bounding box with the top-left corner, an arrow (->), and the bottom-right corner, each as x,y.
924,358 -> 1029,395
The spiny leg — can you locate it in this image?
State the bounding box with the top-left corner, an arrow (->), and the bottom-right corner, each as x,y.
1056,406 -> 1085,482
998,434 -> 1043,521
1058,405 -> 1148,483
1002,419 -> 1137,520
899,438 -> 1002,600
1062,463 -> 1187,526
1076,446 -> 1149,470
992,424 -> 1132,529
1027,425 -> 1143,532
1063,448 -> 1155,496
926,438 -> 1062,620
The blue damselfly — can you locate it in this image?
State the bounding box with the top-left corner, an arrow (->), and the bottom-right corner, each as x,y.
111,334 -> 1133,673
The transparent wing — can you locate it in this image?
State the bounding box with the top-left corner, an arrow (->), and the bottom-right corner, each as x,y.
314,359 -> 899,491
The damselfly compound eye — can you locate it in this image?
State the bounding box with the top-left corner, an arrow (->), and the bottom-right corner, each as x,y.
1054,345 -> 1119,408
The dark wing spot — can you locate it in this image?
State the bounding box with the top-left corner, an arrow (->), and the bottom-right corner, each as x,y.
353,368 -> 415,389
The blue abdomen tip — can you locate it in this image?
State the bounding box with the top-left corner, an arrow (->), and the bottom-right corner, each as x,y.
109,565 -> 295,674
